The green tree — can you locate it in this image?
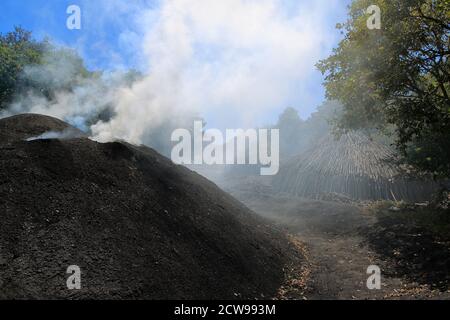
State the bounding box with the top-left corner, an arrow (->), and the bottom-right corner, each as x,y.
318,0 -> 450,178
0,27 -> 93,111
0,26 -> 47,110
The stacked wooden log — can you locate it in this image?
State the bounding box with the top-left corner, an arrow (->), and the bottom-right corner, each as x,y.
273,132 -> 438,201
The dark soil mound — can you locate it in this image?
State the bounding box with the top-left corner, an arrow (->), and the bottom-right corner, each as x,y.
0,113 -> 86,143
0,114 -> 302,299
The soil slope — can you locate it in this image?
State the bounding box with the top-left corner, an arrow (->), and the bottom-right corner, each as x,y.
0,113 -> 302,299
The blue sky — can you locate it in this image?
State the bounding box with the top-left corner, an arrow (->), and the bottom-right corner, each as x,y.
0,0 -> 157,71
0,0 -> 351,130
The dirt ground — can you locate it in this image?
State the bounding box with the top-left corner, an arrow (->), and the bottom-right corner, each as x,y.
223,181 -> 450,300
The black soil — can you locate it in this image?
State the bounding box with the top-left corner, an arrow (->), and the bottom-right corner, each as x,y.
0,113 -> 303,299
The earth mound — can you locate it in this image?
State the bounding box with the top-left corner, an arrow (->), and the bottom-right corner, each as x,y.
0,113 -> 86,143
0,114 -> 302,299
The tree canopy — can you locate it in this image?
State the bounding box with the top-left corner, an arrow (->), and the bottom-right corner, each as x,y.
0,27 -> 46,110
0,26 -> 93,111
318,0 -> 450,178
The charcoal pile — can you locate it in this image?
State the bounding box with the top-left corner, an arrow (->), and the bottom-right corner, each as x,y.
0,113 -> 303,299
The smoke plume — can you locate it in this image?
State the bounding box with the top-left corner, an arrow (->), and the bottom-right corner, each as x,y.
3,0 -> 343,151
26,128 -> 85,141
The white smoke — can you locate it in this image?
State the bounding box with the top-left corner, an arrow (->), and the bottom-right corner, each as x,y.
2,47 -> 130,132
26,128 -> 85,141
92,0 -> 341,144
5,0 -> 343,147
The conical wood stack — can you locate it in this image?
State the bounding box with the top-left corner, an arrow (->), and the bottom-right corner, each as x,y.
273,132 -> 438,201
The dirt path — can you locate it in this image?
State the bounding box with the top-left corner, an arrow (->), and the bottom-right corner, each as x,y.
231,192 -> 450,300
268,199 -> 403,299
296,231 -> 407,299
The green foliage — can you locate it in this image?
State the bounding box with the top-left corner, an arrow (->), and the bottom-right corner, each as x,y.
0,27 -> 46,110
0,26 -> 92,110
318,0 -> 450,178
